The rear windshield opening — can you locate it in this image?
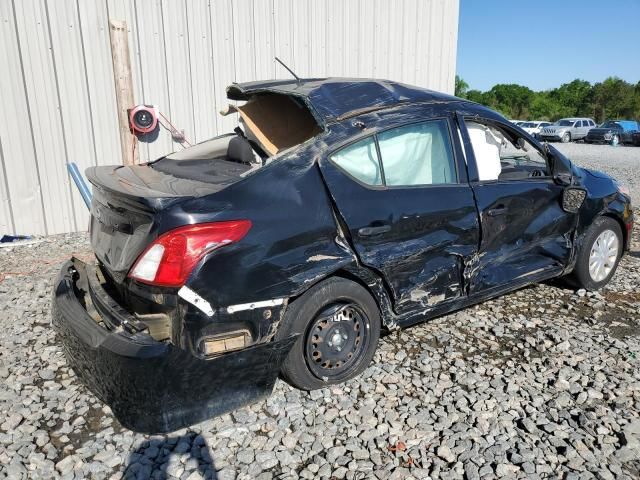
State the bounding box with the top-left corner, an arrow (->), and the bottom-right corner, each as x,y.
150,92 -> 322,183
231,92 -> 323,156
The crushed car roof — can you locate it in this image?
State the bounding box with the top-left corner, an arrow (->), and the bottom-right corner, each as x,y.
226,77 -> 459,126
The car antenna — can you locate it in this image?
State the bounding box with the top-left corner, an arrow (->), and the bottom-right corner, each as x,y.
275,57 -> 301,84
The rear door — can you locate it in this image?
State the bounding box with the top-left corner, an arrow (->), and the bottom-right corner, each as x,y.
319,116 -> 479,314
457,114 -> 575,293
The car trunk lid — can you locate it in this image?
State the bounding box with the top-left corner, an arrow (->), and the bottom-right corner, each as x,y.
87,159 -> 250,284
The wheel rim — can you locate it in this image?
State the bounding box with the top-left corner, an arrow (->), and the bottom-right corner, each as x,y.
305,303 -> 369,380
563,133 -> 570,142
588,229 -> 619,282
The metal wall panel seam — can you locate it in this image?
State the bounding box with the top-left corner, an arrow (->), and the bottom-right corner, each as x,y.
79,1 -> 121,167
43,0 -> 79,232
75,0 -> 99,168
183,2 -> 197,139
9,0 -> 48,235
0,138 -> 16,233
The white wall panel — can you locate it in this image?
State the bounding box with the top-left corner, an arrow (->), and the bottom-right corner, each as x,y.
0,0 -> 45,234
0,0 -> 459,234
162,0 -> 195,151
78,1 -> 121,167
13,0 -> 76,234
252,0 -> 276,79
210,0 -> 237,134
186,0 -> 218,141
47,0 -> 95,230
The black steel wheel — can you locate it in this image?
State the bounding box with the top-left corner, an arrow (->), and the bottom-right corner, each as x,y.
304,303 -> 370,380
276,277 -> 381,390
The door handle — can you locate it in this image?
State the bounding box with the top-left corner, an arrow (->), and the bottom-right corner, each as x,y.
486,206 -> 508,217
358,225 -> 391,236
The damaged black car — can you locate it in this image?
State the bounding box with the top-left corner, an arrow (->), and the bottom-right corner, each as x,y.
52,78 -> 634,433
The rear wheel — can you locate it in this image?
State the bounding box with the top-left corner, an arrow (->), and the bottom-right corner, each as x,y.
561,132 -> 571,143
571,217 -> 623,290
277,277 -> 380,390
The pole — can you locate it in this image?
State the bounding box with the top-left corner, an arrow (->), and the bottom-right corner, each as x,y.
109,19 -> 137,165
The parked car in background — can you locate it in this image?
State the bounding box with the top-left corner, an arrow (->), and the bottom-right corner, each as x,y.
52,78 -> 633,433
539,118 -> 596,143
585,120 -> 640,145
520,121 -> 552,138
510,119 -> 526,126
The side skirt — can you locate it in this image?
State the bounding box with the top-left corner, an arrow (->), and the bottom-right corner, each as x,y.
395,266 -> 564,329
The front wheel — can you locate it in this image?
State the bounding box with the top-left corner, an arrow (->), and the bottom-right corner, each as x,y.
561,132 -> 571,143
277,277 -> 380,390
571,217 -> 623,290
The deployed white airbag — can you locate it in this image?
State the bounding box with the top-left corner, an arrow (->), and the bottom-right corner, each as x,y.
467,122 -> 502,181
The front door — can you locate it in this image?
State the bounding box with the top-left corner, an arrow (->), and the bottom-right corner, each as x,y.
457,114 -> 575,293
319,117 -> 479,314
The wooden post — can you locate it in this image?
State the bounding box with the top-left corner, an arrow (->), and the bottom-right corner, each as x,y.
109,19 -> 137,165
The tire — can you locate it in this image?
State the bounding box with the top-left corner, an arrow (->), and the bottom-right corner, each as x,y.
276,277 -> 381,390
561,132 -> 571,143
571,216 -> 623,291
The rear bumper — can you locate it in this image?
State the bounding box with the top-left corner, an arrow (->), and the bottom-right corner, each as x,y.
52,258 -> 297,434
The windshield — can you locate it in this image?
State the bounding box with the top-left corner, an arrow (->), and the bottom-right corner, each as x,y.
555,120 -> 575,126
521,122 -> 536,128
600,121 -> 621,128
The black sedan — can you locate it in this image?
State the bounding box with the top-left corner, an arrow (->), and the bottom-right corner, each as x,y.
585,120 -> 640,145
52,78 -> 634,433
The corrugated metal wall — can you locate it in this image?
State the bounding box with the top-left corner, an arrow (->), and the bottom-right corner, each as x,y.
0,0 -> 459,235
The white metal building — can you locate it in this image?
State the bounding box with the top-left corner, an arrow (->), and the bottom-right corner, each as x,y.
0,0 -> 459,236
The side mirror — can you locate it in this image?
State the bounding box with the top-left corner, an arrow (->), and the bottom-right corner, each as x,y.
554,172 -> 573,186
545,143 -> 574,185
516,137 -> 526,149
562,187 -> 587,213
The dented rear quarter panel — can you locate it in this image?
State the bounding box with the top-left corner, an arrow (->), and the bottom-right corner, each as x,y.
177,143 -> 358,308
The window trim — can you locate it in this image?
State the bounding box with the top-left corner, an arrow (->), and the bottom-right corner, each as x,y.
326,117 -> 461,190
459,116 -> 554,185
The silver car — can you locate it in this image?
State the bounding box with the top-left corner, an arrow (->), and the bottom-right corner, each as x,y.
538,118 -> 596,143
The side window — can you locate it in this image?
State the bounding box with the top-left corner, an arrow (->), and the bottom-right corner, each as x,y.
465,120 -> 549,182
377,120 -> 456,186
330,137 -> 382,186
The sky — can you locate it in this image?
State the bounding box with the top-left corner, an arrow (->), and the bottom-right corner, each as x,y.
456,0 -> 640,92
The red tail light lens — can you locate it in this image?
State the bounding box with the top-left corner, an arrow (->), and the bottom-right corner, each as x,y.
129,220 -> 252,287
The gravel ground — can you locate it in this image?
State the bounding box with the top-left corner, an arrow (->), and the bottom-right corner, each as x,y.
1,144 -> 639,480
555,142 -> 640,200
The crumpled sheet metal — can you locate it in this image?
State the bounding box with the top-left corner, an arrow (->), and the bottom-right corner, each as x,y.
52,260 -> 298,434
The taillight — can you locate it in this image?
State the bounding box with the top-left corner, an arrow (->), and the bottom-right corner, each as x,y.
129,220 -> 251,287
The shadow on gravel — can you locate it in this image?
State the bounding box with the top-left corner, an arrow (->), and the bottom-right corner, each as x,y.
628,250 -> 640,260
123,433 -> 217,479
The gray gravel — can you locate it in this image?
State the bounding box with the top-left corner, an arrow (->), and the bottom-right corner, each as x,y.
1,145 -> 639,479
555,142 -> 640,202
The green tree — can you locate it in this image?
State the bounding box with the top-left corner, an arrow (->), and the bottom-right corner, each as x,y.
453,75 -> 639,122
592,77 -> 635,122
455,75 -> 469,98
465,89 -> 484,104
484,84 -> 534,119
547,79 -> 593,118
